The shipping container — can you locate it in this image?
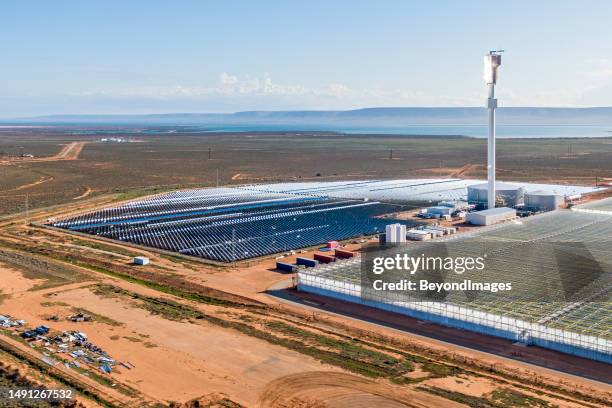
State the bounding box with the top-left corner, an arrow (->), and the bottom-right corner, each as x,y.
314,253 -> 335,263
326,241 -> 339,249
335,249 -> 355,258
276,262 -> 296,272
296,257 -> 319,267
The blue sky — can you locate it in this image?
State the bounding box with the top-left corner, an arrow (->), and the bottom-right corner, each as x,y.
2,1 -> 612,117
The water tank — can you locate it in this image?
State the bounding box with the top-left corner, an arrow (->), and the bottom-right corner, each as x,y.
524,191 -> 563,212
467,182 -> 524,207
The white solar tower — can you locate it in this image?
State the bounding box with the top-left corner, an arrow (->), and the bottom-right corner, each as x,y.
484,50 -> 503,209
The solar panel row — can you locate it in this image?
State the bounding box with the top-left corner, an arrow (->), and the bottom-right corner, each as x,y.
51,188 -> 414,262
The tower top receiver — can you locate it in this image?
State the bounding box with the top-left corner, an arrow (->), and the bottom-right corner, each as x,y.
484,51 -> 503,85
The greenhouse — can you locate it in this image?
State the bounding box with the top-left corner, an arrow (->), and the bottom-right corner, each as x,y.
298,209 -> 612,363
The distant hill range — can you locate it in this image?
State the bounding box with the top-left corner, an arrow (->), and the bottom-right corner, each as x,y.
7,107 -> 612,126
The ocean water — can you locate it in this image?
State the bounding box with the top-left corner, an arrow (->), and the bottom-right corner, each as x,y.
196,124 -> 612,138
27,123 -> 612,139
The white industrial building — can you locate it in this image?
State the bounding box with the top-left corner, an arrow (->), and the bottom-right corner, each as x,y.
524,191 -> 563,212
385,223 -> 407,243
425,206 -> 453,217
466,207 -> 516,226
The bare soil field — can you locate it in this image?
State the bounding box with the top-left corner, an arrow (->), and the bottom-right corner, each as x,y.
259,371 -> 463,407
0,281 -> 345,406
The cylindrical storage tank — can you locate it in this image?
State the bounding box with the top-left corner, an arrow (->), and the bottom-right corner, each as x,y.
467,182 -> 524,207
524,191 -> 563,212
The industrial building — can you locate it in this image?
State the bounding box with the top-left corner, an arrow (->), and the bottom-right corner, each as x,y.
524,191 -> 563,212
424,206 -> 453,217
297,208 -> 612,363
466,207 -> 516,226
467,182 -> 525,208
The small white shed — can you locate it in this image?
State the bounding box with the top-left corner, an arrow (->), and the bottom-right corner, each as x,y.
133,256 -> 150,266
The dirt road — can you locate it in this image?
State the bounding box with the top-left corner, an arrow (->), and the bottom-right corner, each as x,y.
35,141 -> 87,161
260,371 -> 463,408
3,141 -> 87,165
450,163 -> 482,178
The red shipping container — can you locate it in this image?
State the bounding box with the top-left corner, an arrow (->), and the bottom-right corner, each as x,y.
314,253 -> 335,263
335,249 -> 354,258
326,241 -> 339,249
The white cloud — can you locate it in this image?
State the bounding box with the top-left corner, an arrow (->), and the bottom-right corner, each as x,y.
582,58 -> 612,78
219,72 -> 238,85
74,69 -> 612,109
80,73 -> 319,99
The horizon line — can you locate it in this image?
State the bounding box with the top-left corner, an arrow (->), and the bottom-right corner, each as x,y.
4,105 -> 612,121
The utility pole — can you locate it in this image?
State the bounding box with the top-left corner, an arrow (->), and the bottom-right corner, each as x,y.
208,147 -> 212,160
24,194 -> 29,225
389,148 -> 393,160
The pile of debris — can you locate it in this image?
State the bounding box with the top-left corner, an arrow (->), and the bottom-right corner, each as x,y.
46,312 -> 93,323
68,312 -> 93,323
50,330 -> 116,373
0,315 -> 26,328
22,325 -> 50,339
2,313 -> 122,375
